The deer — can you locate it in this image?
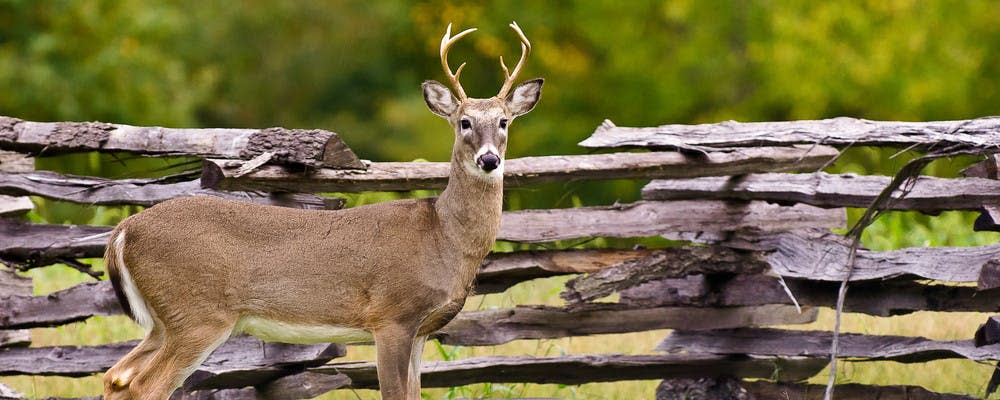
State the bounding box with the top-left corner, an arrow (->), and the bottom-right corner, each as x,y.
101,22 -> 541,400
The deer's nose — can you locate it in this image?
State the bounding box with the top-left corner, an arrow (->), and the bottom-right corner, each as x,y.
477,152 -> 501,172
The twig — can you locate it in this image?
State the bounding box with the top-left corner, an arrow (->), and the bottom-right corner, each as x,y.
58,257 -> 103,280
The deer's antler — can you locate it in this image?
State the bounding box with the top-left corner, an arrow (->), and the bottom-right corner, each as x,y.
496,21 -> 531,99
440,23 -> 477,100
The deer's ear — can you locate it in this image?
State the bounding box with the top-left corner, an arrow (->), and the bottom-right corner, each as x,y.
423,80 -> 459,117
506,78 -> 543,117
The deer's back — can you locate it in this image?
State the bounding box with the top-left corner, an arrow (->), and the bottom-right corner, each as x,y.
116,195 -> 454,328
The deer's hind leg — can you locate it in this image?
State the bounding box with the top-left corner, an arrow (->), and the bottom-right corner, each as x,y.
126,320 -> 236,400
103,326 -> 164,399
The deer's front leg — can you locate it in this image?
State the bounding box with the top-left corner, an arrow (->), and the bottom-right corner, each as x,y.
374,323 -> 419,400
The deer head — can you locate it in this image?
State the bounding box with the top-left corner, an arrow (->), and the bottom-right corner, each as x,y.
422,22 -> 543,177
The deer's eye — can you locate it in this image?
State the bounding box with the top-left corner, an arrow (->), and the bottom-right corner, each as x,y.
460,119 -> 472,130
499,119 -> 508,129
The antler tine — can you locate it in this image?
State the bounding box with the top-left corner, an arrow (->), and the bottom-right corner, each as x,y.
440,23 -> 477,100
497,21 -> 531,98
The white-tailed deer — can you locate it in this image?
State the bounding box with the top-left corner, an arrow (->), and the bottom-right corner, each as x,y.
102,22 -> 541,400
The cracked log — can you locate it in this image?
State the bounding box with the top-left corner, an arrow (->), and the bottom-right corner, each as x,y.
643,172 -> 1000,213
0,171 -> 343,209
433,304 -> 815,346
656,378 -> 976,400
658,328 -> 1000,362
619,273 -> 1000,317
475,249 -> 655,294
580,116 -> 1000,150
0,201 -> 845,268
200,145 -> 838,192
0,335 -> 344,382
498,201 -> 845,243
322,354 -> 827,390
0,269 -> 30,348
560,247 -> 769,304
0,116 -> 363,168
0,221 -> 110,268
672,229 -> 1000,284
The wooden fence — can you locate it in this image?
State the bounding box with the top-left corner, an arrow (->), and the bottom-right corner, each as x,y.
2,115 -> 1000,399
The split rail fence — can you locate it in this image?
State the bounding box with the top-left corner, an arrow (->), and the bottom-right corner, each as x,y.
2,115 -> 1000,399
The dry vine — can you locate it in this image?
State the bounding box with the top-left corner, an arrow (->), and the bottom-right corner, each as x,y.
823,117 -> 996,399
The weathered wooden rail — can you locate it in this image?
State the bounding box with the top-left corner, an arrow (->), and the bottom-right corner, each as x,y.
1,115 -> 999,399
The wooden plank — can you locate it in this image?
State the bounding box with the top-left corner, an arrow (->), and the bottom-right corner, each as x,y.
619,274 -> 1000,317
0,220 -> 109,268
643,172 -> 1000,213
201,145 -> 838,192
498,201 -> 845,243
0,196 -> 31,217
320,354 -> 828,390
0,171 -> 343,209
0,335 -> 344,379
658,328 -> 1000,362
560,247 -> 769,304
0,116 -> 363,168
0,201 -> 845,268
682,228 -> 1000,283
656,378 -> 977,400
476,249 -> 655,294
0,268 -> 30,348
0,281 -> 121,329
434,304 -> 815,346
741,381 -> 976,400
0,151 -> 32,173
579,116 -> 1000,150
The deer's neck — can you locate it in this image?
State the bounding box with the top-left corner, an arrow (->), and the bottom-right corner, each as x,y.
435,156 -> 503,278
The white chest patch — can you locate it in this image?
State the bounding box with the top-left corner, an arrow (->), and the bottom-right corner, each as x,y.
235,316 -> 373,345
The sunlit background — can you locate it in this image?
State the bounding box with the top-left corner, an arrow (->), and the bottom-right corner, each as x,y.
3,1 -> 1000,398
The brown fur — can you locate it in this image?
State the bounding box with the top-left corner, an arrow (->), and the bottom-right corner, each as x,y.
103,78 -> 542,399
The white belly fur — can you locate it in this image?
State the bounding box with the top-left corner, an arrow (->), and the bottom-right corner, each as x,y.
235,316 -> 373,344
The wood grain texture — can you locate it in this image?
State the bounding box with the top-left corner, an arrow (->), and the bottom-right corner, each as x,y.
619,274 -> 1000,317
658,328 -> 1000,362
656,378 -> 976,400
0,335 -> 344,379
580,116 -> 1000,150
0,116 -> 363,168
201,145 -> 838,192
434,304 -> 816,346
0,268 -> 30,348
0,281 -> 121,329
643,172 -> 1000,213
679,229 -> 1000,283
476,249 -> 654,294
561,247 -> 769,304
0,171 -> 343,209
498,201 -> 845,243
0,220 -> 109,267
0,151 -> 32,173
323,353 -> 828,390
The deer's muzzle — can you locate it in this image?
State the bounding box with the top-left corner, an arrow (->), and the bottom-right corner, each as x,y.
477,152 -> 501,172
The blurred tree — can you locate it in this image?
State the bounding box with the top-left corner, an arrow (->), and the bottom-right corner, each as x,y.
2,0 -> 1000,214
